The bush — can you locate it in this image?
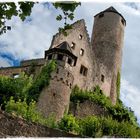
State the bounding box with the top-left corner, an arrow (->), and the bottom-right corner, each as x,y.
58,114 -> 80,134
5,97 -> 57,128
70,85 -> 138,127
78,116 -> 140,138
0,73 -> 33,109
79,116 -> 102,137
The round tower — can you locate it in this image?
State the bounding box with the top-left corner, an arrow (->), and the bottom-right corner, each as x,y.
37,41 -> 77,121
91,7 -> 126,104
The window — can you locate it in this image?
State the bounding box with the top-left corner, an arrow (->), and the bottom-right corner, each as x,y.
7,26 -> 11,30
53,93 -> 56,97
80,48 -> 84,56
68,58 -> 72,65
71,42 -> 75,49
101,74 -> 105,82
99,13 -> 104,18
121,19 -> 124,25
57,54 -> 63,61
80,65 -> 88,76
48,54 -> 52,60
56,68 -> 59,74
13,73 -> 19,79
79,34 -> 83,40
70,83 -> 72,88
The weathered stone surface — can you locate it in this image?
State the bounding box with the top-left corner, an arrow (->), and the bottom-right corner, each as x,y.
0,110 -> 80,138
37,65 -> 74,121
69,100 -> 108,118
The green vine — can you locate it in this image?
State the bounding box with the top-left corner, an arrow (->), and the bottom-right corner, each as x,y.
27,60 -> 56,103
28,62 -> 37,76
116,71 -> 121,100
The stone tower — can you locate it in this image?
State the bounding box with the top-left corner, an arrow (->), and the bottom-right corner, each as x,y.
37,42 -> 77,121
91,7 -> 126,104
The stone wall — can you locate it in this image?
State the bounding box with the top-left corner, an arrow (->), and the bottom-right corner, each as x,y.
21,58 -> 45,67
0,110 -> 80,137
0,59 -> 44,78
0,66 -> 24,77
50,20 -> 96,90
37,65 -> 74,121
69,100 -> 108,118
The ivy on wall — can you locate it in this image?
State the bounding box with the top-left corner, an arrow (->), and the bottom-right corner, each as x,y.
116,71 -> 121,100
27,60 -> 56,103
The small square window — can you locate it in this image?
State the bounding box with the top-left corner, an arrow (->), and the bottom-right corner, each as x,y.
79,34 -> 82,40
57,54 -> 63,61
101,75 -> 105,82
7,26 -> 11,30
53,93 -> 56,97
80,48 -> 84,56
56,68 -> 59,74
80,65 -> 88,76
48,54 -> 52,60
68,58 -> 72,65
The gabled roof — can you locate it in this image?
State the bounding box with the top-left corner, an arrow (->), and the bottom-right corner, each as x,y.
56,41 -> 72,53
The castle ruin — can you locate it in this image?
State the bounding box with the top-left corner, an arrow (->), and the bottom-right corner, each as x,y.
0,6 -> 126,120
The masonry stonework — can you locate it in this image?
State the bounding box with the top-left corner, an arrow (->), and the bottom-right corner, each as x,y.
0,7 -> 126,119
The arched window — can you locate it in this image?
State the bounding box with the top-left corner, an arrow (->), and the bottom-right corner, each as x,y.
71,42 -> 75,49
80,48 -> 84,56
79,34 -> 83,40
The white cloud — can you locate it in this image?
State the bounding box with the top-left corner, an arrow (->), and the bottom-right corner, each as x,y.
121,78 -> 140,122
0,3 -> 59,60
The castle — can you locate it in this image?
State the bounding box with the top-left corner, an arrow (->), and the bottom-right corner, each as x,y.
0,6 -> 126,120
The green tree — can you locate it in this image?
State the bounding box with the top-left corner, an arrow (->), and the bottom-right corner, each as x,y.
0,2 -> 81,35
53,2 -> 81,35
0,2 -> 34,35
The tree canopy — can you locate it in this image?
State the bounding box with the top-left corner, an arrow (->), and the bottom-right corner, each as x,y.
0,2 -> 81,35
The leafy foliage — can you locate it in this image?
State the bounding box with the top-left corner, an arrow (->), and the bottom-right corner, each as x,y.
53,2 -> 81,35
0,2 -> 35,35
5,97 -> 57,128
116,71 -> 121,100
0,60 -> 56,109
70,85 -> 138,127
79,116 -> 140,138
27,60 -> 56,103
58,114 -> 79,134
27,62 -> 37,76
0,73 -> 33,109
58,114 -> 140,138
0,2 -> 80,35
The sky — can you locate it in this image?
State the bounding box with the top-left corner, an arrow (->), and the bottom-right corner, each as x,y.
0,2 -> 140,123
